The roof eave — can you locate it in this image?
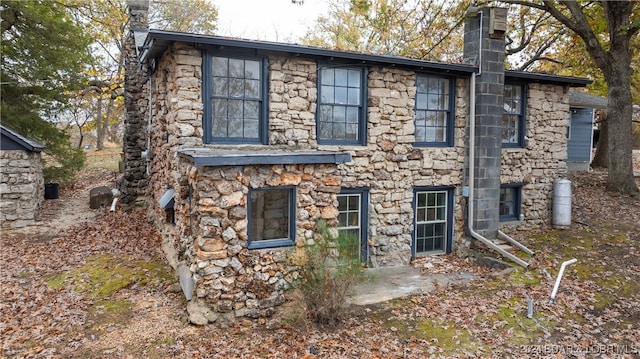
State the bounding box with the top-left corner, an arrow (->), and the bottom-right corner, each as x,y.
506,70 -> 591,87
141,29 -> 477,75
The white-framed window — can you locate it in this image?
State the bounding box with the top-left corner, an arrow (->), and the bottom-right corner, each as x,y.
414,187 -> 453,255
337,188 -> 369,263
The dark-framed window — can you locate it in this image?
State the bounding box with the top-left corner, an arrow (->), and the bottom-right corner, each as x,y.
337,188 -> 369,263
317,66 -> 367,145
248,187 -> 295,249
502,82 -> 526,147
415,74 -> 455,146
499,183 -> 523,221
413,186 -> 454,256
203,52 -> 268,144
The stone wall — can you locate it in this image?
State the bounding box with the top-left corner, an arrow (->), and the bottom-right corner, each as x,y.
320,68 -> 469,266
178,160 -> 341,322
501,83 -> 570,229
143,41 -> 572,321
0,150 -> 44,229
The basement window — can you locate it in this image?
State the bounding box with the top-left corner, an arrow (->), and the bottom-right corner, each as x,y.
248,187 -> 295,249
413,186 -> 454,256
499,184 -> 522,221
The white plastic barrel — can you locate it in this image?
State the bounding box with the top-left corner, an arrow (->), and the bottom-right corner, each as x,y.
552,178 -> 571,227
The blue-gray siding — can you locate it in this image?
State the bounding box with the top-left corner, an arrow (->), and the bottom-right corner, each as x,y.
567,107 -> 594,162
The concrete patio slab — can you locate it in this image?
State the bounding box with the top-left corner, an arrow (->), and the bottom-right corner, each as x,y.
348,266 -> 476,305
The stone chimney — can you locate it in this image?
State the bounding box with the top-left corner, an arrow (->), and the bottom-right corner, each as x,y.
463,7 -> 507,239
121,0 -> 149,204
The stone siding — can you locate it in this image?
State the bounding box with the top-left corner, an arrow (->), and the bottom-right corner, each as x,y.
0,150 -> 44,228
142,41 -> 572,322
176,161 -> 341,321
501,83 -> 570,229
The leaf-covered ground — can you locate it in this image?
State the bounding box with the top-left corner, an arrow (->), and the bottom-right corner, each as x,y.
1,169 -> 639,358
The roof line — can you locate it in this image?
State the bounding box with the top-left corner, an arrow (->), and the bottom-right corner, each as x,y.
143,29 -> 477,75
142,29 -> 591,87
0,125 -> 45,152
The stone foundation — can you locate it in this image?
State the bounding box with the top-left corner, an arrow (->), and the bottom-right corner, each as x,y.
0,150 -> 44,229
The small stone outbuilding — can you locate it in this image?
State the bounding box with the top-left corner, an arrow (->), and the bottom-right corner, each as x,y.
1,126 -> 45,229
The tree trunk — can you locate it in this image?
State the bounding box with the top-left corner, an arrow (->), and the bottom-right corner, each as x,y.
603,63 -> 638,194
591,112 -> 608,168
96,95 -> 105,150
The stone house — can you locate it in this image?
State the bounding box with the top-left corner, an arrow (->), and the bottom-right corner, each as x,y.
122,3 -> 590,322
1,125 -> 45,229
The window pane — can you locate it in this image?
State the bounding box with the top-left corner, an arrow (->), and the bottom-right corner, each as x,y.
417,193 -> 426,207
228,118 -> 243,137
335,69 -> 348,86
245,60 -> 260,79
416,76 -> 428,93
229,78 -> 244,97
338,212 -> 348,227
321,85 -> 334,103
345,124 -> 359,140
321,68 -> 334,85
212,57 -> 228,76
416,93 -> 428,109
334,106 -> 346,123
346,107 -> 359,123
250,189 -> 290,241
244,101 -> 259,119
348,212 -> 359,226
338,195 -> 347,209
335,87 -> 348,105
332,123 -> 346,139
212,117 -> 227,137
348,69 -> 361,87
228,100 -> 242,119
229,58 -> 244,78
244,120 -> 259,138
212,99 -> 227,118
318,121 -> 331,139
319,105 -> 332,122
348,195 -> 359,210
348,88 -> 360,105
212,77 -> 228,96
245,79 -> 260,98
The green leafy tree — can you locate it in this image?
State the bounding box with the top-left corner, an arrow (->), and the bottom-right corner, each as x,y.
65,0 -> 218,150
302,0 -> 470,62
150,0 -> 218,34
1,0 -> 91,183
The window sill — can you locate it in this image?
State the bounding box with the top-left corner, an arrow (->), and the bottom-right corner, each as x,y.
177,148 -> 352,166
248,239 -> 295,250
501,147 -> 526,153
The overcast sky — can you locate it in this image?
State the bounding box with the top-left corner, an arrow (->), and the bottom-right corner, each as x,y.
214,0 -> 329,43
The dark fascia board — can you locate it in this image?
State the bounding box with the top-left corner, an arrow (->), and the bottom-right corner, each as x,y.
0,125 -> 45,152
141,29 -> 477,76
506,70 -> 591,87
177,148 -> 352,166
